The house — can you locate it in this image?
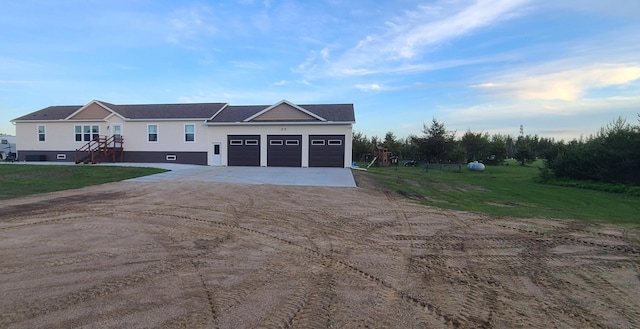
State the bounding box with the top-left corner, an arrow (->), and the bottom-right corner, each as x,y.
11,99 -> 355,167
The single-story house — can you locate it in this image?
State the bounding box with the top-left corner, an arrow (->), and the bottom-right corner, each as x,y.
11,99 -> 355,167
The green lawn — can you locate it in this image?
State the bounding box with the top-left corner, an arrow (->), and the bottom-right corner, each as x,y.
365,160 -> 640,225
0,164 -> 167,199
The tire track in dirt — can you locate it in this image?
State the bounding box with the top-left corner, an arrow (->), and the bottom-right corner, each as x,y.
4,181 -> 638,328
116,208 -> 464,328
448,211 -> 640,327
0,260 -> 181,327
465,216 -> 640,255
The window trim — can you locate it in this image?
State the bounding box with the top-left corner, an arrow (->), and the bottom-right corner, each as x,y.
166,154 -> 177,161
245,139 -> 259,146
74,125 -> 100,142
270,140 -> 284,146
184,124 -> 195,143
285,140 -> 300,146
311,140 -> 325,146
37,125 -> 46,142
229,139 -> 243,145
328,140 -> 342,146
91,125 -> 99,141
147,124 -> 158,143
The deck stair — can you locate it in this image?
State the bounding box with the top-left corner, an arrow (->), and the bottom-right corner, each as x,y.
75,135 -> 124,164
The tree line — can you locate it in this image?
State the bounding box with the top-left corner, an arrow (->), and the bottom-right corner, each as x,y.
353,115 -> 640,185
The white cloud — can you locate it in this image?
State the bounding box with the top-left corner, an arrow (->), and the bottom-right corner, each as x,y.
299,0 -> 531,77
272,80 -> 288,86
167,4 -> 218,44
355,83 -> 382,92
386,0 -> 530,59
476,64 -> 640,101
433,94 -> 640,140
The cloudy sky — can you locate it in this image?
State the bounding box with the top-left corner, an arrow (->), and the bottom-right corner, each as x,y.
1,0 -> 639,141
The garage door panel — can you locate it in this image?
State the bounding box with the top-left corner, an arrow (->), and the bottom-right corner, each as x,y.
228,135 -> 260,166
268,135 -> 302,167
309,135 -> 345,167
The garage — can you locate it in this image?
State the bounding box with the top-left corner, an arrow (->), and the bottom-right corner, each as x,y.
308,135 -> 345,167
267,135 -> 302,167
228,135 -> 260,166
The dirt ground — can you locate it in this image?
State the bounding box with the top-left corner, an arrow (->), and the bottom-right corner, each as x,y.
1,171 -> 639,329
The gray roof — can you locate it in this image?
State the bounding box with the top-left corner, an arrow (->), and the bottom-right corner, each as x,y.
12,101 -> 227,121
102,102 -> 227,119
13,100 -> 355,123
13,106 -> 82,121
208,104 -> 355,123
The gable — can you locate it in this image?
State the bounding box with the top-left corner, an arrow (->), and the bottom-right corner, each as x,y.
68,103 -> 111,120
249,103 -> 319,122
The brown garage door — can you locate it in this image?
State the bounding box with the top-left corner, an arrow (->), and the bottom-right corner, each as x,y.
267,135 -> 302,167
308,135 -> 345,167
228,135 -> 260,166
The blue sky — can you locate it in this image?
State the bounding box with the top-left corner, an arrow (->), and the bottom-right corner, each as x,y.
1,0 -> 639,141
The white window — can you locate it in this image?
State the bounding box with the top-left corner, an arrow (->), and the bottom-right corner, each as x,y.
328,140 -> 342,146
75,125 -> 100,142
166,154 -> 177,161
37,125 -> 46,142
286,140 -> 299,146
148,124 -> 158,142
230,140 -> 243,145
57,154 -> 67,160
270,140 -> 283,145
245,140 -> 258,146
311,140 -> 325,146
185,124 -> 195,142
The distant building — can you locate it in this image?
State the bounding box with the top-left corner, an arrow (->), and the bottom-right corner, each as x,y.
0,134 -> 16,160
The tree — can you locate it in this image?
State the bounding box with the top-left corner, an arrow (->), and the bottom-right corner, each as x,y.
352,132 -> 373,162
545,117 -> 640,184
505,135 -> 515,158
400,135 -> 420,160
514,135 -> 536,166
420,118 -> 456,163
460,130 -> 490,162
486,134 -> 508,165
382,131 -> 402,156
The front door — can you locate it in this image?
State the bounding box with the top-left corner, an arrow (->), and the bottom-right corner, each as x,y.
211,142 -> 222,166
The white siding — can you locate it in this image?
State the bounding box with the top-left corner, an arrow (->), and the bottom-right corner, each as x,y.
120,121 -> 208,152
15,120 -> 354,167
16,121 -> 109,151
207,124 -> 352,167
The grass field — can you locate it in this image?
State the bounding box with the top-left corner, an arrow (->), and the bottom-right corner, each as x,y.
0,164 -> 166,199
365,160 -> 640,225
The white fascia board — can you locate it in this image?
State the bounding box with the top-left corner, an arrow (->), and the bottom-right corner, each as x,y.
12,119 -> 68,123
65,119 -> 109,122
243,100 -> 327,122
208,103 -> 230,121
206,121 -> 353,126
126,118 -> 212,122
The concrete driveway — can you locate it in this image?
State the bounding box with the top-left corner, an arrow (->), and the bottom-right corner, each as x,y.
5,162 -> 357,187
124,164 -> 357,187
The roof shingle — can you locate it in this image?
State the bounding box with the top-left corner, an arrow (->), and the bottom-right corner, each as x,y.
12,100 -> 355,123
